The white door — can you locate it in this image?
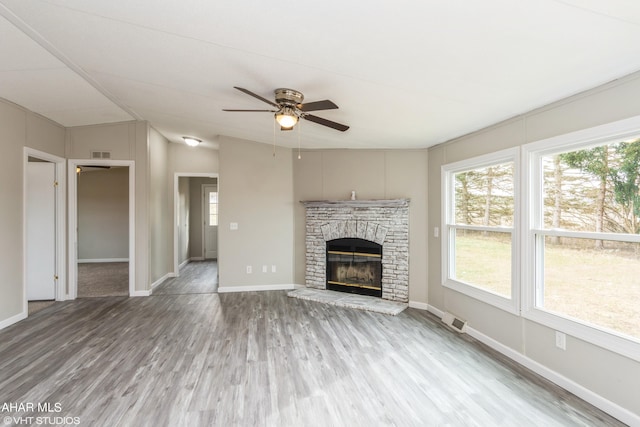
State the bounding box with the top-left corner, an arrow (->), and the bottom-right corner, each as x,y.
26,162 -> 56,300
203,184 -> 218,259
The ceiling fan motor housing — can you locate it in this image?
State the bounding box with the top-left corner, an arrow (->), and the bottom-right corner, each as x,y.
275,88 -> 304,106
223,86 -> 349,131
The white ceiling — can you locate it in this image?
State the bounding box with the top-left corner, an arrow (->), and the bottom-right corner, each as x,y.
2,0 -> 640,150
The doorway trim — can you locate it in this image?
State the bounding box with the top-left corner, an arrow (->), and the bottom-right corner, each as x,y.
173,172 -> 218,276
23,148 -> 66,313
68,159 -> 135,299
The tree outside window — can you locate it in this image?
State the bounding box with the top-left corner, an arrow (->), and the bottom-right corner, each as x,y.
442,148 -> 519,313
537,138 -> 640,340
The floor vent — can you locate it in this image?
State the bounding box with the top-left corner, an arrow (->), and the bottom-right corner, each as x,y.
442,312 -> 467,333
91,151 -> 111,159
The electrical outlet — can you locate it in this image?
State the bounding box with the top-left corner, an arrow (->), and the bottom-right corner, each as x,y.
246,265 -> 252,274
555,331 -> 566,350
262,265 -> 267,273
271,265 -> 276,273
230,222 -> 238,230
434,227 -> 439,238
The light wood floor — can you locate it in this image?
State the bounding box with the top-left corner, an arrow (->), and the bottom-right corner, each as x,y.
0,291 -> 624,426
153,260 -> 218,295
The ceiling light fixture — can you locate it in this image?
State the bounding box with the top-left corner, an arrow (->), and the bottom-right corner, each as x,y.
183,137 -> 201,147
275,106 -> 299,129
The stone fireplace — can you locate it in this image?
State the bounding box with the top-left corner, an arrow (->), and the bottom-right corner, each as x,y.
301,199 -> 409,302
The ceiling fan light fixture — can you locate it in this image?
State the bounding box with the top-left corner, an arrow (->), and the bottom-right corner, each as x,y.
183,136 -> 201,147
275,106 -> 299,128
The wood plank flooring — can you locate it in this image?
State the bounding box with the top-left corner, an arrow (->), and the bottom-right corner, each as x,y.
0,291 -> 625,426
153,260 -> 218,295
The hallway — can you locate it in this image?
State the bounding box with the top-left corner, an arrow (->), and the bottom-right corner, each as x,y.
153,260 -> 218,295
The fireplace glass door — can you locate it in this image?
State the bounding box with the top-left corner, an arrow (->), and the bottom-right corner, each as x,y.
326,238 -> 382,297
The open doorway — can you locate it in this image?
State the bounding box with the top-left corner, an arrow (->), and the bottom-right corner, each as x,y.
23,148 -> 66,316
68,159 -> 135,299
76,166 -> 129,297
159,173 -> 218,295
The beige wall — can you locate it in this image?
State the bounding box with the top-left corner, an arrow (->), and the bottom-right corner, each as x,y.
26,113 -> 65,157
169,142 -> 219,173
218,137 -> 294,286
428,71 -> 640,417
292,149 -> 428,303
77,168 -> 129,260
149,127 -> 170,284
0,99 -> 65,325
65,121 -> 136,160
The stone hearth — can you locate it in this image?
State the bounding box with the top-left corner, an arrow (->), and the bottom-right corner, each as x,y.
301,199 -> 409,302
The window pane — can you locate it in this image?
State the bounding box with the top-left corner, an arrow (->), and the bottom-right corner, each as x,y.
542,139 -> 640,234
208,191 -> 218,226
541,236 -> 640,340
454,229 -> 512,297
454,163 -> 514,226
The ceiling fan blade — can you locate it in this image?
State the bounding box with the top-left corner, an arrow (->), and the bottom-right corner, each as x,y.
298,100 -> 338,112
233,86 -> 279,108
303,114 -> 349,132
222,109 -> 277,112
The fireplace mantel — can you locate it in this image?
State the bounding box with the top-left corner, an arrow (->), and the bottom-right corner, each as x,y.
300,199 -> 409,208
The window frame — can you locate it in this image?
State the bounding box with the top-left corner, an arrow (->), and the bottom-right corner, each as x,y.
441,147 -> 520,314
522,116 -> 640,362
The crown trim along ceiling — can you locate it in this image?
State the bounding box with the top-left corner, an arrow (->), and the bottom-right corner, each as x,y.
2,0 -> 640,150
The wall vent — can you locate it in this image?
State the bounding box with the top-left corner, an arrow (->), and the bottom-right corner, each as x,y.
91,151 -> 111,159
442,312 -> 467,333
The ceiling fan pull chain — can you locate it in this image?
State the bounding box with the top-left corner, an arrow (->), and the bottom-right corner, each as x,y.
273,116 -> 276,158
298,120 -> 302,160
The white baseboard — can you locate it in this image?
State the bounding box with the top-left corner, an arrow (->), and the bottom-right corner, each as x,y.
407,301 -> 446,320
415,305 -> 638,425
179,259 -> 190,269
408,301 -> 429,311
0,310 -> 27,331
218,284 -> 295,293
150,273 -> 171,292
130,290 -> 151,297
465,325 -> 639,426
293,283 -> 306,289
190,257 -> 204,261
427,304 -> 445,319
78,258 -> 129,263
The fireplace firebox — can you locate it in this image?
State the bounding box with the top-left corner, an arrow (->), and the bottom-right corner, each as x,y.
326,238 -> 382,297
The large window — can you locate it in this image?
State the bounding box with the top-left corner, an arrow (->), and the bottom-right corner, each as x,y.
442,148 -> 519,313
525,119 -> 640,361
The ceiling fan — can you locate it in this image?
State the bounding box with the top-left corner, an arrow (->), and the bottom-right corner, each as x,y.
223,87 -> 349,132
